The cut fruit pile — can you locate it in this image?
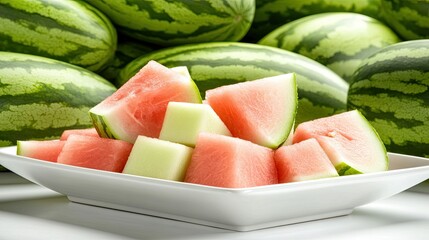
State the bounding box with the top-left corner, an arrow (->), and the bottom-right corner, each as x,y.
17,61 -> 389,188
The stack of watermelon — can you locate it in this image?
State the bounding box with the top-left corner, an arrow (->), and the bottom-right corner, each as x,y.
17,61 -> 389,188
1,0 -> 428,174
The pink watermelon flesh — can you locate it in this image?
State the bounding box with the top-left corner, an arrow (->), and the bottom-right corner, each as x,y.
60,128 -> 99,140
90,60 -> 201,143
184,133 -> 278,188
17,140 -> 65,162
274,138 -> 339,183
292,110 -> 388,175
205,74 -> 297,149
57,134 -> 133,172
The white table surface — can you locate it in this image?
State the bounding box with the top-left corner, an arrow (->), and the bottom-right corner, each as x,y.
1,172 -> 429,240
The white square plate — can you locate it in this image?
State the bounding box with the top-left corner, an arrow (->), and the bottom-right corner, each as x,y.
1,146 -> 429,231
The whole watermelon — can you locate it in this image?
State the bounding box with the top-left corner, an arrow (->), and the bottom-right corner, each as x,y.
347,40 -> 429,158
258,12 -> 400,82
0,52 -> 116,147
85,0 -> 255,46
0,0 -> 117,72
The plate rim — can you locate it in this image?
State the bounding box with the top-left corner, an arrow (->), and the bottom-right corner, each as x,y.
1,145 -> 429,195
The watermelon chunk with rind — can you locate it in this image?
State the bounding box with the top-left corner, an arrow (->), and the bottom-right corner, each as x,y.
89,61 -> 202,143
57,134 -> 133,172
184,133 -> 278,188
206,73 -> 297,149
275,138 -> 339,183
293,110 -> 388,175
159,102 -> 231,147
122,135 -> 193,181
17,140 -> 65,162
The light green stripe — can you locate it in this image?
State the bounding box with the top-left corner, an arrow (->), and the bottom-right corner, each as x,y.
0,65 -> 115,97
349,70 -> 429,95
348,93 -> 428,122
365,47 -> 429,66
0,103 -> 91,131
371,118 -> 429,146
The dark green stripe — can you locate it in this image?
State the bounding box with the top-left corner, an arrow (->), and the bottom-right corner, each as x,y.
351,56 -> 429,84
120,22 -> 232,42
349,103 -> 425,128
384,141 -> 429,158
90,113 -> 116,139
320,45 -> 384,65
349,82 -> 429,104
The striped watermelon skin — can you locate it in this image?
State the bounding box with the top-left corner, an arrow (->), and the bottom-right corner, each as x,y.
119,42 -> 349,125
0,0 -> 117,72
85,0 -> 255,46
245,0 -> 384,42
347,40 -> 429,158
381,0 -> 429,40
0,52 -> 116,147
258,13 -> 400,82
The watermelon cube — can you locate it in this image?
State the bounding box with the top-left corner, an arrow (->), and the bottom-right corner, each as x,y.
17,140 -> 65,162
184,133 -> 278,188
122,136 -> 193,181
159,102 -> 231,147
274,138 -> 339,183
57,135 -> 133,172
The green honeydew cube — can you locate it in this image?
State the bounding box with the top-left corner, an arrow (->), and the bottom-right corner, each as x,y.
159,102 -> 231,147
122,136 -> 193,181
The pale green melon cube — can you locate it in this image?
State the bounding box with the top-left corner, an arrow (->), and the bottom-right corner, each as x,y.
159,102 -> 231,147
122,136 -> 193,181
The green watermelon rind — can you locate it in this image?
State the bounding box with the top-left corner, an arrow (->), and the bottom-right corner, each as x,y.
272,73 -> 298,148
335,162 -> 362,175
89,112 -> 119,140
